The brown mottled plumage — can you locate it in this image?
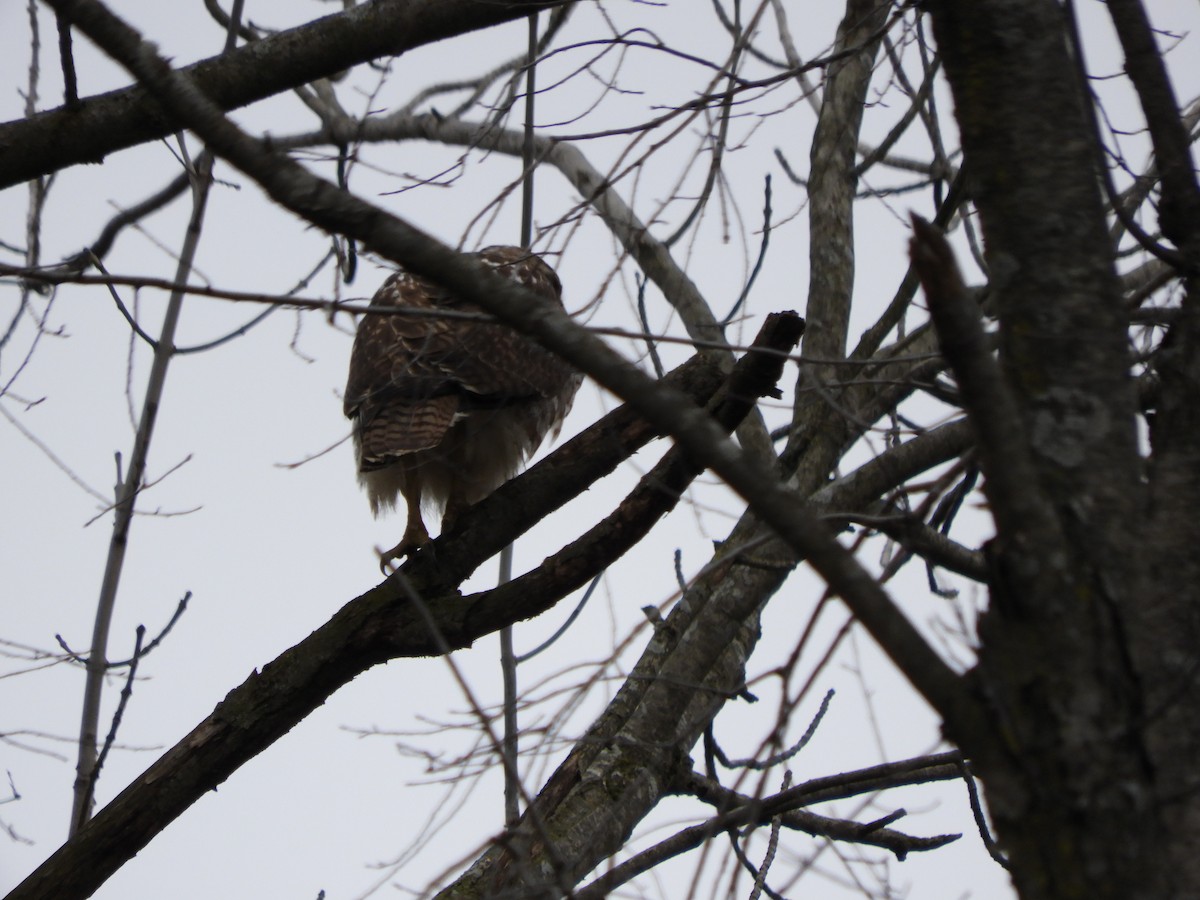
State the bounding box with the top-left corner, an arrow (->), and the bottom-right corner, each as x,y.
344,246 -> 580,570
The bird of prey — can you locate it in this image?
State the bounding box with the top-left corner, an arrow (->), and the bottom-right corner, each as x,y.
344,246 -> 580,570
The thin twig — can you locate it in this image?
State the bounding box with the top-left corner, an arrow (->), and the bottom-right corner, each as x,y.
635,274 -> 665,378
108,592 -> 191,666
55,9 -> 79,107
515,573 -> 602,663
721,174 -> 773,326
76,626 -> 145,834
748,770 -> 790,900
956,756 -> 1010,870
710,688 -> 834,770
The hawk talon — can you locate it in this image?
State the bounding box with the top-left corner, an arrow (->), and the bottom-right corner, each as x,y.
377,524 -> 433,575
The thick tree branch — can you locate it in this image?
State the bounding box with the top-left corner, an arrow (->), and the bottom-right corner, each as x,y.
22,7 -> 993,897
458,312 -> 805,636
802,0 -> 889,364
1102,6 -> 1200,888
46,0 -> 977,741
815,418 -> 975,516
4,334 -> 774,900
925,3 -> 1177,896
908,216 -> 1063,564
926,0 -> 1141,525
0,0 -> 570,190
438,373 -> 975,899
786,0 -> 889,474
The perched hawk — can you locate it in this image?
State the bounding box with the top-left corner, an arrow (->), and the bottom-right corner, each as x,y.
344,246 -> 581,570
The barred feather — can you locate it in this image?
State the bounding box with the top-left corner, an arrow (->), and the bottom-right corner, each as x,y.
344,247 -> 580,535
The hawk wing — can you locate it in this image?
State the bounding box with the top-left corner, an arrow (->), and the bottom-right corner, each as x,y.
344,247 -> 576,469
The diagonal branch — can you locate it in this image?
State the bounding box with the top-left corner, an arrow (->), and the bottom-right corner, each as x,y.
908,215 -> 1064,568
304,112 -> 731,357
5,313 -> 795,900
457,312 -> 805,636
21,7 -> 992,898
1104,0 -> 1200,258
0,0 -> 571,190
48,0 -> 977,744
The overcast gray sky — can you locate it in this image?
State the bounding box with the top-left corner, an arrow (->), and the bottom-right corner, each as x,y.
3,2 -> 1197,898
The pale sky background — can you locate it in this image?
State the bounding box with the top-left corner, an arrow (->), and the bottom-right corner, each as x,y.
2,2 -> 1197,898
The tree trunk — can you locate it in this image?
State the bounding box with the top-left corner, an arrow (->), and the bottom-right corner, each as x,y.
926,1 -> 1195,896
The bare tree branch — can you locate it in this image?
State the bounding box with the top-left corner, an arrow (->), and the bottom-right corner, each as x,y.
0,0 -> 572,190
4,312 -> 793,900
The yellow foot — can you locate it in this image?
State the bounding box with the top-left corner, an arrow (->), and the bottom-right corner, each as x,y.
376,528 -> 432,575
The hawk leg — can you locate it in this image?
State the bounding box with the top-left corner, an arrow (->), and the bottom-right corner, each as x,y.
378,487 -> 432,574
441,487 -> 470,537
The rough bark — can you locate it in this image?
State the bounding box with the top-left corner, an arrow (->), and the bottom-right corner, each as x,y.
787,0 -> 891,475
1106,1 -> 1200,890
924,1 -> 1188,896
